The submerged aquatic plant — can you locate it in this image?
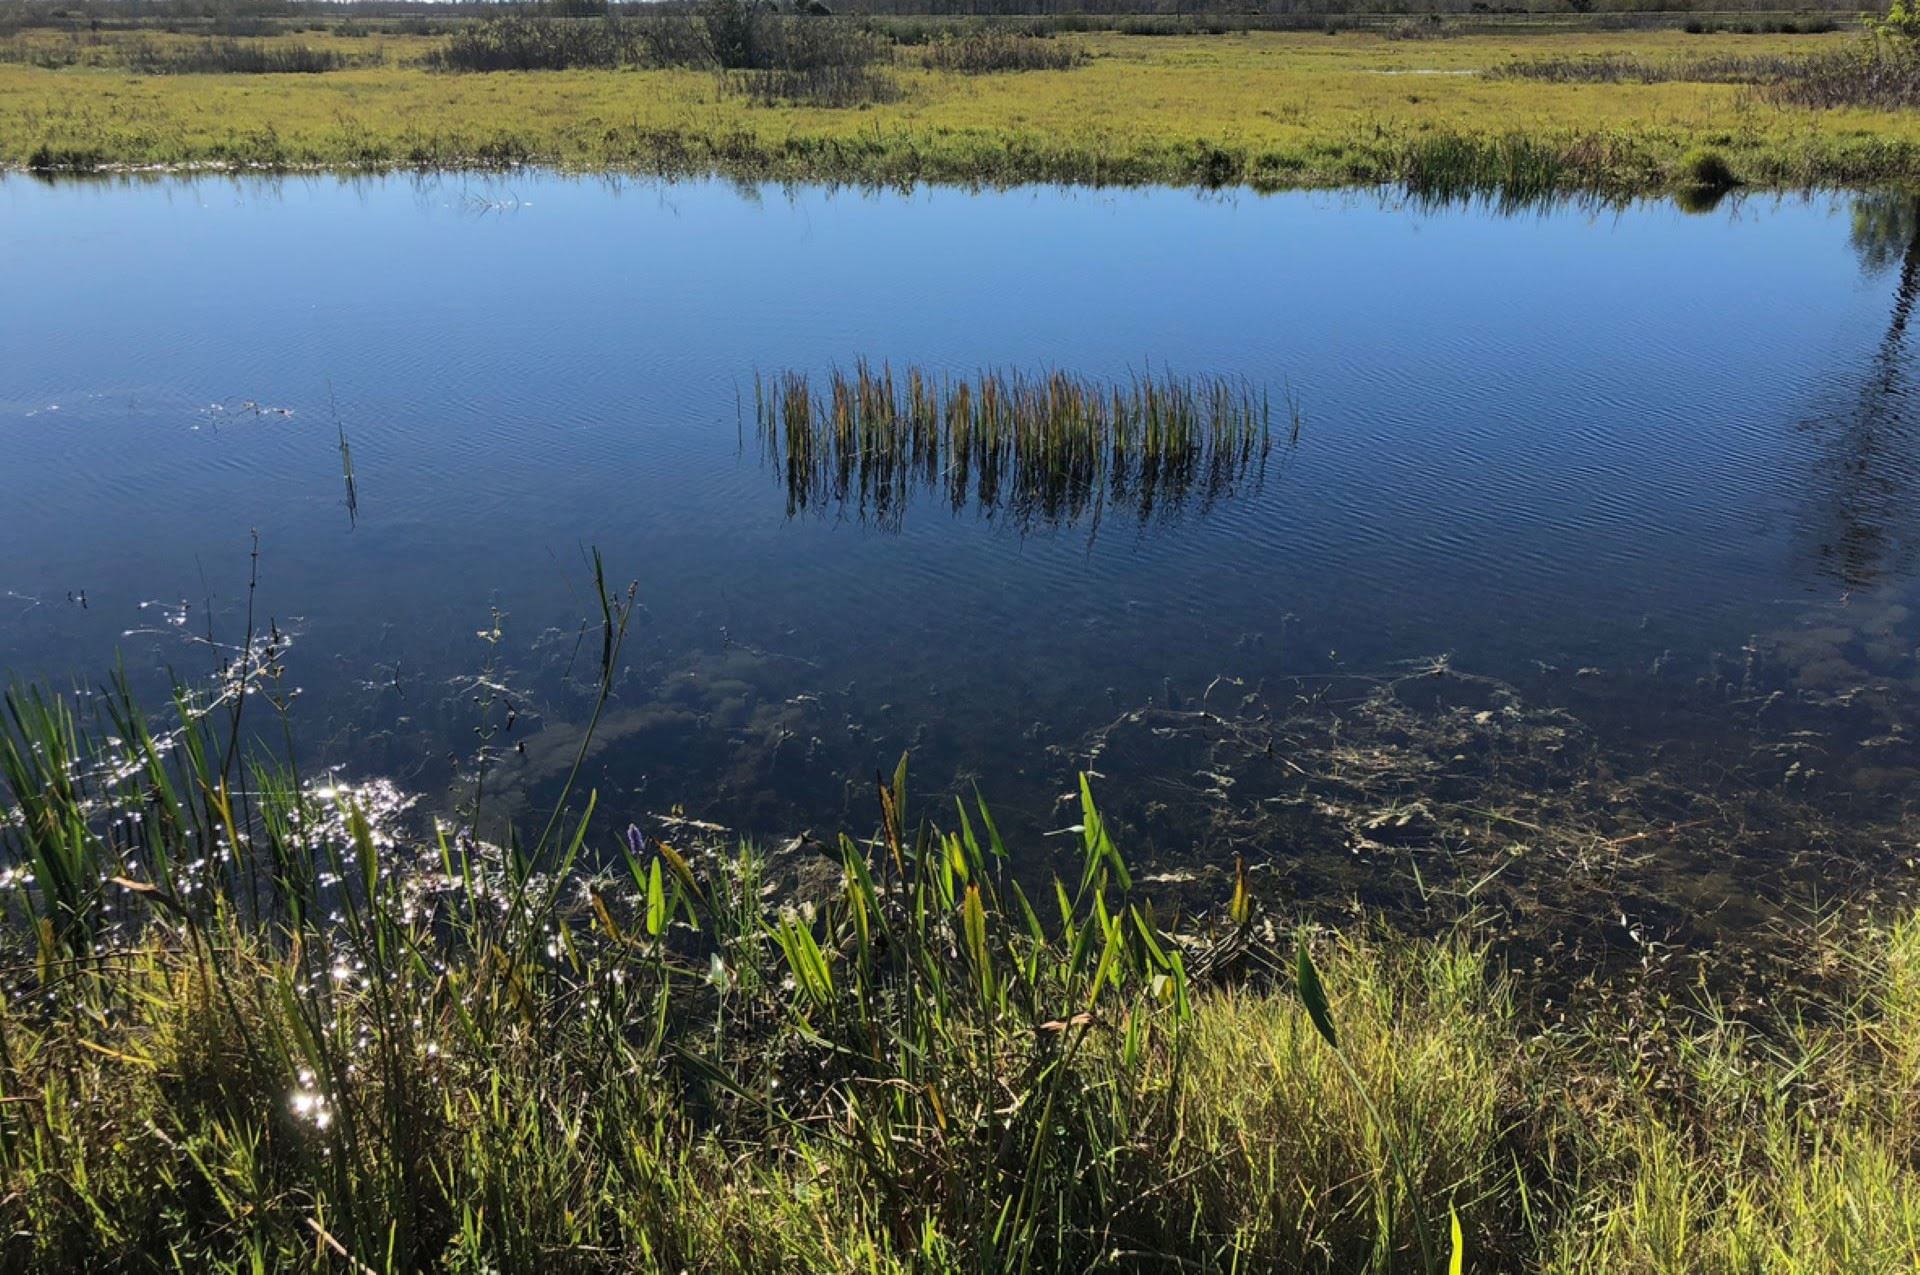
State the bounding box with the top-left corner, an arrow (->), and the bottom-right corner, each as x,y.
755,361 -> 1282,530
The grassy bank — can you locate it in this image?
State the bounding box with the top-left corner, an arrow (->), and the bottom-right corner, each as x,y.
7,26 -> 1920,193
4,575 -> 1920,1273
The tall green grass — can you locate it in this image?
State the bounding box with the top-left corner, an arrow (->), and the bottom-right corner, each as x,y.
0,577 -> 1474,1270
3,557 -> 1920,1270
755,361 -> 1277,528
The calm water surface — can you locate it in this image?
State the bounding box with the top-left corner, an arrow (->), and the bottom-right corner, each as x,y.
5,174 -> 1919,936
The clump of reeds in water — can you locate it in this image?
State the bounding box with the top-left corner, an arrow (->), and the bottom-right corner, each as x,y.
755,361 -> 1279,530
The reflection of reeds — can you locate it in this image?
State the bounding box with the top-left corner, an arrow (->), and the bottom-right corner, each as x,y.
330,383 -> 357,529
756,362 -> 1278,529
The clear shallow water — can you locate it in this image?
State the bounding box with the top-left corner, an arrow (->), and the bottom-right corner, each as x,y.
5,173 -> 1920,932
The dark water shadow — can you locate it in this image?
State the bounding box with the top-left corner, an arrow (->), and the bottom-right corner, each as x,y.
1797,193 -> 1920,590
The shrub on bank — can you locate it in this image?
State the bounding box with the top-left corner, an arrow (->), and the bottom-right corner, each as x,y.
917,31 -> 1087,73
124,38 -> 360,74
426,7 -> 890,76
1677,145 -> 1737,188
423,14 -> 639,72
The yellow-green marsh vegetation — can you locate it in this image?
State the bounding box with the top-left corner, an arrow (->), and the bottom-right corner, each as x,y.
10,22 -> 1920,192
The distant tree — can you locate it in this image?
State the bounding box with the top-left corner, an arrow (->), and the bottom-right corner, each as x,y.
700,0 -> 764,68
1871,0 -> 1920,41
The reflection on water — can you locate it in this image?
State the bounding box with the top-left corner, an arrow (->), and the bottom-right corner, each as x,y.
6,173 -> 1920,970
1803,194 -> 1920,589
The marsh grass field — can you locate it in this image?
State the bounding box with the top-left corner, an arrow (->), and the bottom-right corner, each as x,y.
10,19 -> 1920,190
16,4 -> 1920,1269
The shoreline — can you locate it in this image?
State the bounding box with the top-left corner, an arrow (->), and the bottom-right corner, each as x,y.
5,661 -> 1917,1269
12,28 -> 1920,198
10,127 -> 1919,199
7,147 -> 1913,205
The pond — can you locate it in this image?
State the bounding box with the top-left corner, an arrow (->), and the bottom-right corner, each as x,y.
5,172 -> 1919,964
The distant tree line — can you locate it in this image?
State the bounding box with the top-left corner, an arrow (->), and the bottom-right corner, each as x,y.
0,0 -> 1869,31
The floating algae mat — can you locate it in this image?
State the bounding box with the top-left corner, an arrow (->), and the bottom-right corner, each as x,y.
754,362 -> 1282,529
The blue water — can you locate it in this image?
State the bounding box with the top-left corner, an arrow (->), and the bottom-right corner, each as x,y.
3,173 -> 1915,851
